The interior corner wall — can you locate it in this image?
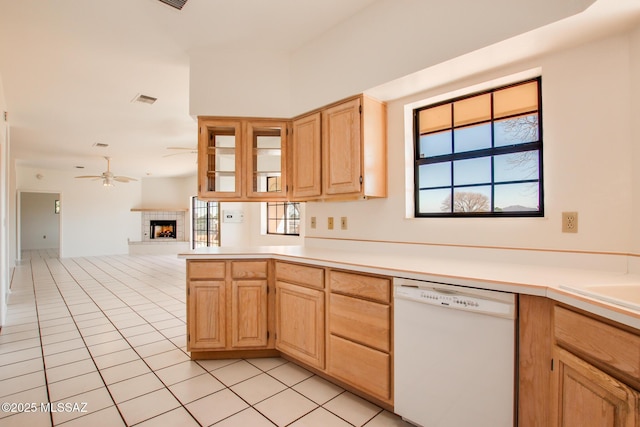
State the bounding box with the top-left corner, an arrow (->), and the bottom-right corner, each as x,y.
630,25 -> 640,254
16,166 -> 142,257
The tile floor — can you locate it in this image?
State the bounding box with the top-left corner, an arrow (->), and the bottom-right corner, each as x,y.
0,250 -> 412,427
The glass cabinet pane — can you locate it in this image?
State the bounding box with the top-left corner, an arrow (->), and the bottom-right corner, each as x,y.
206,127 -> 237,192
250,125 -> 283,194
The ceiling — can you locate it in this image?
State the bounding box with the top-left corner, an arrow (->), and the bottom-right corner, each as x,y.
1,0 -> 639,181
0,0 -> 379,179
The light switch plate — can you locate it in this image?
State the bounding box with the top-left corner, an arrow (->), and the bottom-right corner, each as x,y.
328,217 -> 334,230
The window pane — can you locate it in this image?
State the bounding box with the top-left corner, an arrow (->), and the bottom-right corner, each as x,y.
453,187 -> 491,212
419,188 -> 452,213
453,157 -> 491,186
418,162 -> 451,189
453,93 -> 491,126
494,81 -> 538,119
494,151 -> 539,182
494,114 -> 539,147
454,123 -> 491,153
419,130 -> 451,158
494,183 -> 539,212
419,103 -> 451,134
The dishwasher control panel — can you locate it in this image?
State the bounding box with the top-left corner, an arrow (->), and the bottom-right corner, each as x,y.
394,281 -> 515,318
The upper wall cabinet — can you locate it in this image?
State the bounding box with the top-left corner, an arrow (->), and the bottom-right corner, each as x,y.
292,95 -> 387,201
198,117 -> 289,201
198,94 -> 387,202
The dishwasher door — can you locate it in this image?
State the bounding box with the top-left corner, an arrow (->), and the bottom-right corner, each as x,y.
393,278 -> 516,427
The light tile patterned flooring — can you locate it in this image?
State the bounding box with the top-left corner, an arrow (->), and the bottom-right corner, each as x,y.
0,250 -> 411,427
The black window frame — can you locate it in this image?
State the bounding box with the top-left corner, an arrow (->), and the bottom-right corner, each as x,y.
266,202 -> 301,236
414,77 -> 544,218
191,197 -> 220,249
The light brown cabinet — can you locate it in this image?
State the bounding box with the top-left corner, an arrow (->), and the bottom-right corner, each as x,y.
187,260 -> 274,356
518,296 -> 640,427
275,262 -> 325,369
551,347 -> 638,427
198,117 -> 289,201
327,270 -> 392,404
291,95 -> 387,201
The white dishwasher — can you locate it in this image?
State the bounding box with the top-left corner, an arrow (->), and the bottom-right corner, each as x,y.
394,278 -> 516,427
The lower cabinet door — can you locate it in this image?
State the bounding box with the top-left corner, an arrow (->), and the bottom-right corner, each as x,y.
231,280 -> 268,349
188,280 -> 226,350
327,334 -> 390,401
275,281 -> 325,369
551,347 -> 638,427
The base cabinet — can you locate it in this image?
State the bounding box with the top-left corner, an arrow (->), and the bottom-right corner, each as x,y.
274,262 -> 325,369
518,296 -> 640,427
275,281 -> 325,369
551,347 -> 638,427
187,260 -> 272,354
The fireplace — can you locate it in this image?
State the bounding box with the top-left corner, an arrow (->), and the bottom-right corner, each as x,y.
150,220 -> 177,239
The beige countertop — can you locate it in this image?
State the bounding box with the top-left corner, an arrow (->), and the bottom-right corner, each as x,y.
178,245 -> 640,330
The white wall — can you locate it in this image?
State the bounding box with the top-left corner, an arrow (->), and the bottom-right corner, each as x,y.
0,73 -> 8,326
630,26 -> 640,254
16,166 -> 141,257
20,192 -> 60,250
304,30 -> 636,254
140,175 -> 196,209
189,49 -> 291,118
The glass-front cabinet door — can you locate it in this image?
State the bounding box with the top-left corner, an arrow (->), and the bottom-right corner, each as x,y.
246,120 -> 288,199
198,119 -> 242,199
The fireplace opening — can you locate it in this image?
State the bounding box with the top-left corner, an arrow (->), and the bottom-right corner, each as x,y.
150,220 -> 177,239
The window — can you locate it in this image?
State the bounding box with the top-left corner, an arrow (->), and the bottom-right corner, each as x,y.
266,202 -> 300,235
414,78 -> 543,217
191,197 -> 220,248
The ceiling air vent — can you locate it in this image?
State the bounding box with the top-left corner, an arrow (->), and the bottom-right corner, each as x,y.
157,0 -> 188,10
133,94 -> 158,105
93,142 -> 109,148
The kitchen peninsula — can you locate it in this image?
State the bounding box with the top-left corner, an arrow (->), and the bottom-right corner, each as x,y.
179,244 -> 640,426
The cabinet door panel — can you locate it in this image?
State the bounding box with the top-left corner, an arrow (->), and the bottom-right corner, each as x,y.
328,334 -> 390,401
292,113 -> 322,199
198,119 -> 242,198
231,280 -> 268,348
246,120 -> 288,199
552,347 -> 638,427
322,98 -> 361,195
329,293 -> 389,352
276,281 -> 325,369
188,281 -> 226,350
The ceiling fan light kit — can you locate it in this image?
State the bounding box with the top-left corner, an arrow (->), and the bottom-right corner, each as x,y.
75,157 -> 137,188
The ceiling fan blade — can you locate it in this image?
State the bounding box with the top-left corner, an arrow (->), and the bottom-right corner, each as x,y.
75,175 -> 103,179
114,176 -> 138,183
163,151 -> 196,157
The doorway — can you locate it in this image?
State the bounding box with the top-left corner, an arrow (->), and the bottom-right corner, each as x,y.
18,192 -> 61,259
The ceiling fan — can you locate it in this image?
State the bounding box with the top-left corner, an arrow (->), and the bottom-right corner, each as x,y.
75,156 -> 137,187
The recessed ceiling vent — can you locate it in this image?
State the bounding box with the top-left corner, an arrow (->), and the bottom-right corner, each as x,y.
133,94 -> 158,105
93,142 -> 109,148
157,0 -> 188,10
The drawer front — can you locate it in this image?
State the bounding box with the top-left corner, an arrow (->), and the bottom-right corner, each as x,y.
275,262 -> 324,289
188,261 -> 226,280
231,260 -> 268,279
328,334 -> 390,401
329,293 -> 389,352
330,270 -> 390,303
554,306 -> 640,382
